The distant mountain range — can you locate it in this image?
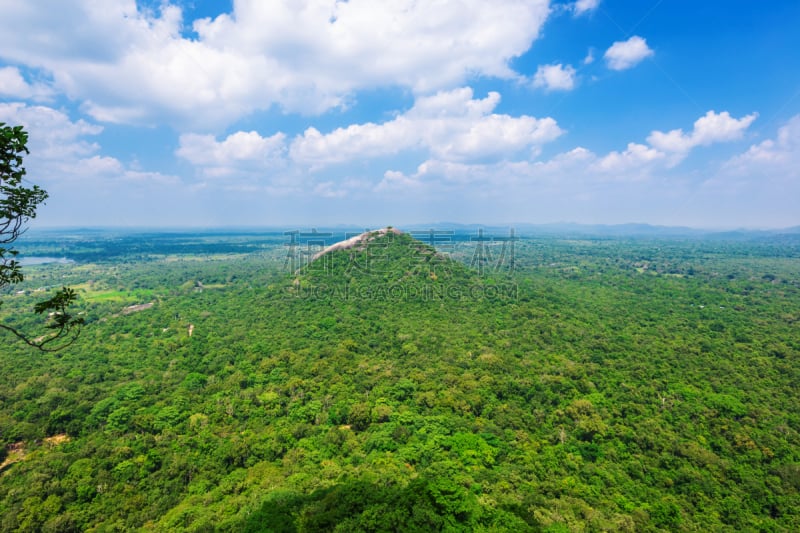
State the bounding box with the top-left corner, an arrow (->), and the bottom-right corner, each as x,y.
28,223 -> 800,240
399,222 -> 800,239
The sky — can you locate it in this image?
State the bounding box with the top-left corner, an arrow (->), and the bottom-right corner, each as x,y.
0,0 -> 799,229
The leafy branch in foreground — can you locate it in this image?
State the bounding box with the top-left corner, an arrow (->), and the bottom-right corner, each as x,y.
0,122 -> 82,351
0,286 -> 83,351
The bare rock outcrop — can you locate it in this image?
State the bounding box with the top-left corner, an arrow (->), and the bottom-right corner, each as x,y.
311,227 -> 402,262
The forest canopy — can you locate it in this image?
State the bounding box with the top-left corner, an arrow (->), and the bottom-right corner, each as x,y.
1,227 -> 799,531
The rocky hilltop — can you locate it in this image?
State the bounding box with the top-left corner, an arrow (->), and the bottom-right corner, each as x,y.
311,227 -> 403,262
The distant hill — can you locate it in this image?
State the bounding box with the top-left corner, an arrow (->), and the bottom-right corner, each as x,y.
403,222 -> 800,239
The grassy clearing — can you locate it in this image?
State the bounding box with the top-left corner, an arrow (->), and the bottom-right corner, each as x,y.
81,288 -> 156,302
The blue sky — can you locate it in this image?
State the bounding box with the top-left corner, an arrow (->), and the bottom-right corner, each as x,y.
1,0 -> 798,229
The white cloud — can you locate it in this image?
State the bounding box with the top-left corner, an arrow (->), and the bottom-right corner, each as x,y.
374,147 -> 600,194
532,63 -> 577,91
0,67 -> 52,99
368,111 -> 791,228
376,110 -> 760,193
573,0 -> 601,16
290,88 -> 563,166
0,67 -> 29,96
588,110 -> 758,174
313,181 -> 348,198
594,143 -> 665,174
183,107 -> 761,198
376,170 -> 424,192
679,114 -> 800,228
377,159 -> 521,191
0,102 -> 102,160
648,111 -> 758,156
690,110 -> 758,145
725,114 -> 800,173
345,146 -> 794,227
0,0 -> 551,127
0,102 -> 176,185
177,131 -> 287,177
534,146 -> 596,172
290,121 -> 415,168
604,36 -> 654,71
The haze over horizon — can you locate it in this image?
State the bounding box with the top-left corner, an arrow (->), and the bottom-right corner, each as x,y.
1,1 -> 799,229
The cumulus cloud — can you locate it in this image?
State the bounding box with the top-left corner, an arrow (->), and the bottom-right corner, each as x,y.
177,131 -> 287,177
376,109 -> 761,194
588,111 -> 757,173
290,88 -> 563,166
174,88 -> 564,195
0,102 -> 102,160
0,0 -> 551,127
0,67 -> 52,100
604,36 -> 654,70
377,159 -> 523,192
572,0 -> 601,16
375,170 -> 424,192
725,114 -> 800,173
375,146 -> 601,193
648,111 -> 758,160
593,143 -> 665,174
680,114 -> 800,228
532,63 -> 577,91
0,67 -> 29,96
0,102 -> 176,185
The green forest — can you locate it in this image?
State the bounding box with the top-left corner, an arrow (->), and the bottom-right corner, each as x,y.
1,228 -> 799,531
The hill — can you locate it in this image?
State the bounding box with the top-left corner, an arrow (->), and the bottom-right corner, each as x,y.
288,227 -> 510,302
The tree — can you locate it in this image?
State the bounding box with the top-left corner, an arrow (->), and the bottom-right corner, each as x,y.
0,123 -> 82,351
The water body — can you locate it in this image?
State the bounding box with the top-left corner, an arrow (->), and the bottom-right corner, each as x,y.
17,257 -> 75,266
